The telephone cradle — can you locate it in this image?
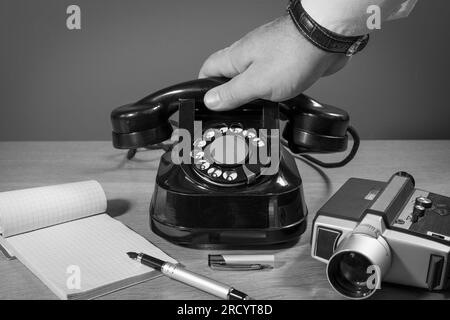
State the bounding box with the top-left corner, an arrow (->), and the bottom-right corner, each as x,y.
111,77 -> 359,248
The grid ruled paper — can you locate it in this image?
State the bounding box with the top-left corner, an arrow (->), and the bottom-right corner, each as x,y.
6,214 -> 176,299
0,181 -> 176,299
0,181 -> 106,237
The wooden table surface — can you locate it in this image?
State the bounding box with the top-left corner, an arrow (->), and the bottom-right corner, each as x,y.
0,140 -> 449,300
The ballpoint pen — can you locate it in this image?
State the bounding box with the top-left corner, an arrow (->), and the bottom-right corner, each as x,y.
127,252 -> 252,300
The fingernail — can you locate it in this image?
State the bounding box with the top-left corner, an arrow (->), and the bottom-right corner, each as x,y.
204,91 -> 220,109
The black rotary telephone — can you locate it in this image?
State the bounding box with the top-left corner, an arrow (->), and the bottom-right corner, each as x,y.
111,77 -> 359,248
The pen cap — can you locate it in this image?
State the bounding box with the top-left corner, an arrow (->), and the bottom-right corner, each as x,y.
208,254 -> 275,270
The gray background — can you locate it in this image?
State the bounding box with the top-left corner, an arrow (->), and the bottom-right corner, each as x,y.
1,0 -> 449,140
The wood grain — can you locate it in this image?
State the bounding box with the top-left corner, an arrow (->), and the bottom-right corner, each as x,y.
0,141 -> 449,300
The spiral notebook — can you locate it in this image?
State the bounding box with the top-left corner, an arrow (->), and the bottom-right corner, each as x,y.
0,181 -> 176,300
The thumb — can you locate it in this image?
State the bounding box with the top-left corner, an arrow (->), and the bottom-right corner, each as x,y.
204,67 -> 263,111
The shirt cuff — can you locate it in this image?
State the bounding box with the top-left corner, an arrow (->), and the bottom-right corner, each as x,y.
301,0 -> 417,36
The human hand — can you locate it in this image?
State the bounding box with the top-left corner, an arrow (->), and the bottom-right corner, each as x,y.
198,15 -> 350,111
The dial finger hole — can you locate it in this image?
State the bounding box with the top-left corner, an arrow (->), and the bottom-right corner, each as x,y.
191,150 -> 204,159
252,137 -> 262,146
247,130 -> 257,139
219,127 -> 229,134
223,171 -> 238,181
201,162 -> 211,170
212,169 -> 222,178
196,160 -> 211,170
194,139 -> 207,148
204,129 -> 216,140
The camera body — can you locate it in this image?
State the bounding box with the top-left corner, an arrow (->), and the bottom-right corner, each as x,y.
311,172 -> 450,299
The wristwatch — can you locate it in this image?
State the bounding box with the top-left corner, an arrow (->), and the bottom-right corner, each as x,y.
287,0 -> 369,56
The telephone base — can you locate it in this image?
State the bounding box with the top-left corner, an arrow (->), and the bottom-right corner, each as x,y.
150,217 -> 307,249
149,148 -> 307,249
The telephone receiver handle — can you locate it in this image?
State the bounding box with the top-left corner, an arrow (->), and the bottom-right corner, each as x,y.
111,77 -> 352,154
111,77 -> 277,149
111,77 -> 229,136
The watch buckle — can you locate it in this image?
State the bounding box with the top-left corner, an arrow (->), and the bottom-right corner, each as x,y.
346,35 -> 368,57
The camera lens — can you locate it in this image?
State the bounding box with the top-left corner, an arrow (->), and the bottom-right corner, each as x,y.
328,251 -> 373,298
326,226 -> 391,299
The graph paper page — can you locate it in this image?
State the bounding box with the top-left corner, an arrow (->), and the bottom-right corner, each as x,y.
6,214 -> 177,299
0,181 -> 106,237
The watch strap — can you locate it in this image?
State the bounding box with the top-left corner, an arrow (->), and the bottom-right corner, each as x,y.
287,0 -> 369,56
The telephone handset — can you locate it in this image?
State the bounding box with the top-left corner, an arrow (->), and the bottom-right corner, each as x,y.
110,77 -> 359,247
111,77 -> 357,161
